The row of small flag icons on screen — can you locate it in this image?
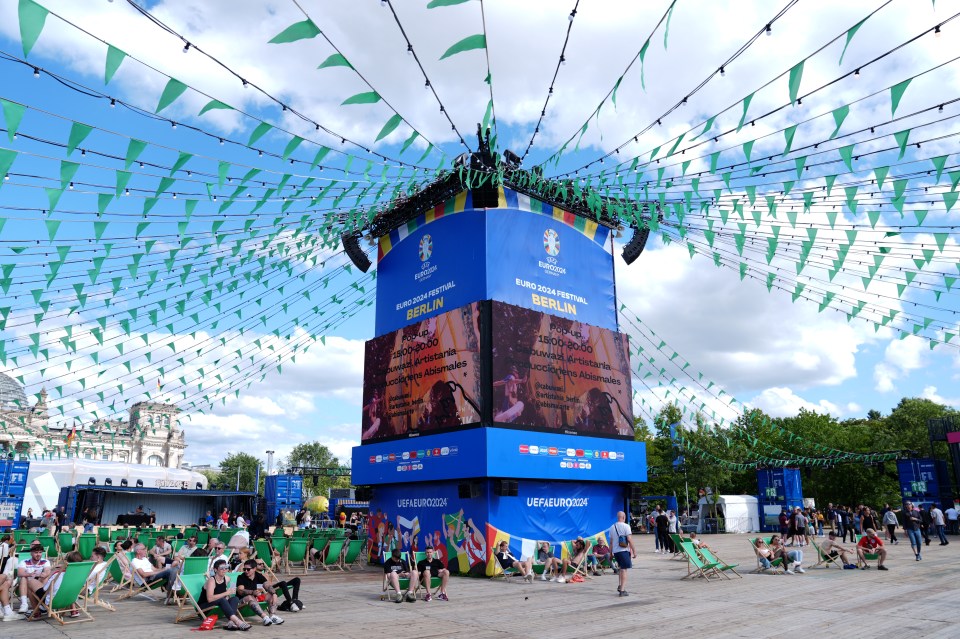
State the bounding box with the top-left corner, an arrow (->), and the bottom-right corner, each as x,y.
369,446 -> 459,464
518,444 -> 623,460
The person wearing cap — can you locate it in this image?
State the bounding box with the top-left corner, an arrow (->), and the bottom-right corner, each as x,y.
383,548 -> 419,603
857,528 -> 888,570
16,545 -> 51,614
820,531 -> 857,568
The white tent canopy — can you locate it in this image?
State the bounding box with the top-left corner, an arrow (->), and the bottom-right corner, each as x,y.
697,495 -> 760,534
22,459 -> 208,517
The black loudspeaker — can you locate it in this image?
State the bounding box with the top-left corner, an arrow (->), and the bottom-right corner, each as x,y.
341,232 -> 371,273
493,480 -> 519,497
628,485 -> 644,501
621,227 -> 651,265
458,482 -> 481,499
355,487 -> 374,501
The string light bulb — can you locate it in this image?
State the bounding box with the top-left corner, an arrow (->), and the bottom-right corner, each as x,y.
424,79 -> 431,89
183,42 -> 191,53
33,67 -> 40,78
720,66 -> 725,77
569,9 -> 576,21
560,55 -> 566,65
171,122 -> 177,130
854,68 -> 860,78
110,98 -> 116,107
407,44 -> 413,56
765,24 -> 772,36
935,25 -> 941,37
218,138 -> 224,145
242,79 -> 248,88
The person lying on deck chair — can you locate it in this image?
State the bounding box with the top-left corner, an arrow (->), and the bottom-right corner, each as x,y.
558,538 -> 589,583
383,548 -> 418,603
495,541 -> 533,582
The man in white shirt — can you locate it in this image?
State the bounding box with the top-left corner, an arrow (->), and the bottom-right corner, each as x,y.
17,545 -> 50,613
608,512 -> 636,598
151,536 -> 177,568
946,505 -> 959,535
176,536 -> 199,560
130,543 -> 176,603
930,506 -> 949,546
207,541 -> 232,576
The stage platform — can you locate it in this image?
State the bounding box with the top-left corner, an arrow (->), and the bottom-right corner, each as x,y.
14,532 -> 958,638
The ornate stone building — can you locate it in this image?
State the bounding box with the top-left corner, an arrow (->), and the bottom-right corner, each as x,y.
0,372 -> 186,467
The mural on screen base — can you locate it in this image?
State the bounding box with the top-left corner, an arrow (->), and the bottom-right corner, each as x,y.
367,480 -> 624,576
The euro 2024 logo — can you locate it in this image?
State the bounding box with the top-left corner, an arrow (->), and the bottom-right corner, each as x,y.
419,234 -> 433,261
543,229 -> 560,256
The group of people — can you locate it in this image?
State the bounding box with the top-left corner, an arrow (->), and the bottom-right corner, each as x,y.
491,512 -> 637,597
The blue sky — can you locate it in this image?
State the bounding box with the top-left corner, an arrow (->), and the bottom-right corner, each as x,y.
0,0 -> 958,466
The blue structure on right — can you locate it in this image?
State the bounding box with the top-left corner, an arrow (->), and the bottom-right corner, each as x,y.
897,458 -> 952,509
756,468 -> 804,532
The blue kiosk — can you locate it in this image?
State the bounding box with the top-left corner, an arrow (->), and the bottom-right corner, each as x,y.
351,149 -> 647,575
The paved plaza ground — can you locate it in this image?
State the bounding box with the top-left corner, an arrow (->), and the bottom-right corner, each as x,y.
11,533 -> 958,639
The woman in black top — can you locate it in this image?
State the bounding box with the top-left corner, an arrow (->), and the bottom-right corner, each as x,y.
199,560 -> 249,631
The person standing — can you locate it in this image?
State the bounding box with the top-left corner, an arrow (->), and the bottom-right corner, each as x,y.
608,512 -> 636,597
929,505 -> 949,546
945,504 -> 959,535
902,503 -> 923,561
881,508 -> 900,545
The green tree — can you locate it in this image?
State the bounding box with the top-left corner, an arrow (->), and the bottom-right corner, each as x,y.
218,452 -> 264,493
283,441 -> 350,500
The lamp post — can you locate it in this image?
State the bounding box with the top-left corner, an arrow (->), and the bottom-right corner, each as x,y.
266,450 -> 275,476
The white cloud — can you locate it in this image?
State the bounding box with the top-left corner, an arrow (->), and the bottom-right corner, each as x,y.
746,386 -> 841,417
920,385 -> 960,408
873,337 -> 927,392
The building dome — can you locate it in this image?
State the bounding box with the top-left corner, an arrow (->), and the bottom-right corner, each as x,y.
0,372 -> 28,410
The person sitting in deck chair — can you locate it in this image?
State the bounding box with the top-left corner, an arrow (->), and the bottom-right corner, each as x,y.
857,528 -> 888,571
86,547 -> 111,594
558,537 -> 589,583
383,548 -> 418,603
536,541 -> 561,581
753,538 -> 777,572
236,559 -> 284,626
25,551 -> 83,621
177,536 -> 199,560
820,531 -> 857,569
17,545 -> 50,614
131,543 -> 177,603
151,535 -> 179,568
589,538 -> 613,575
415,547 -> 449,602
495,540 -> 534,582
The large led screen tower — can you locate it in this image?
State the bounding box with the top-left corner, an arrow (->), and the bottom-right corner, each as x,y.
352,162 -> 647,575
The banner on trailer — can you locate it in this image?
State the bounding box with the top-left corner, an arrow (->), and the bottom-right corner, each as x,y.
362,303 -> 483,443
490,301 -> 633,438
375,206 -> 487,336
369,482 -> 489,576
485,203 -> 616,331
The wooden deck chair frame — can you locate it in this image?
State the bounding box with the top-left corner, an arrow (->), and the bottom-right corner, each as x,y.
251,540 -> 280,582
748,538 -> 784,574
321,538 -> 346,571
340,539 -> 364,570
679,542 -> 722,581
285,539 -> 309,575
79,554 -> 117,613
116,555 -> 166,601
697,547 -> 741,579
412,551 -> 443,597
109,551 -> 136,593
812,540 -> 843,569
567,547 -> 592,581
46,561 -> 97,625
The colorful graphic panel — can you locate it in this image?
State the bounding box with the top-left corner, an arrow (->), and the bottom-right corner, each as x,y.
486,200 -> 616,331
490,301 -> 634,438
362,303 -> 483,443
369,481 -> 489,576
374,206 -> 487,336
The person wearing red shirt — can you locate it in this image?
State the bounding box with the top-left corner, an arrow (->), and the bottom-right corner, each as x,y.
857,528 -> 888,570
